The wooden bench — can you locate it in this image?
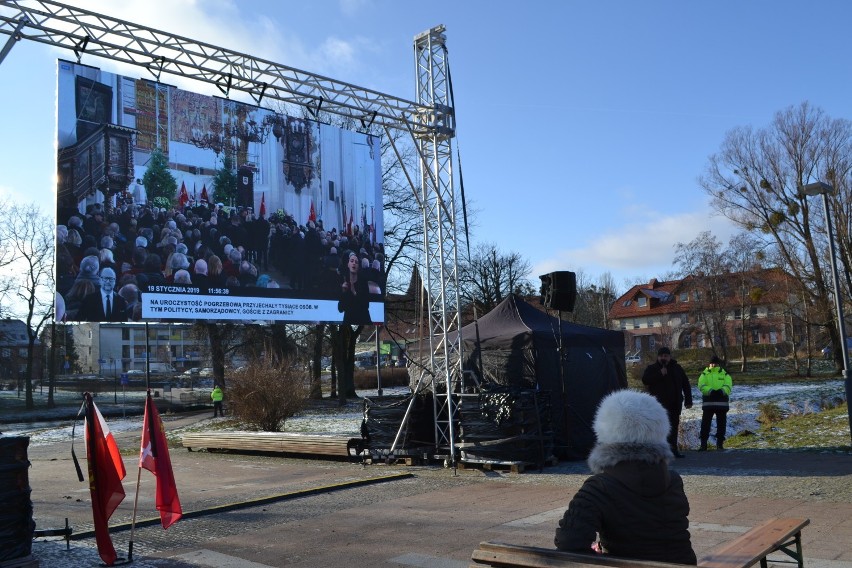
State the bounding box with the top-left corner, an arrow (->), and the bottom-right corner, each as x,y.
470,517 -> 809,568
181,431 -> 353,457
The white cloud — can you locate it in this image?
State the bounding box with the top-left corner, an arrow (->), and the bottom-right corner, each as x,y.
533,209 -> 741,285
339,0 -> 373,18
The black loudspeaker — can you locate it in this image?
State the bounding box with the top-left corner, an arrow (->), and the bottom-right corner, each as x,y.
539,271 -> 576,312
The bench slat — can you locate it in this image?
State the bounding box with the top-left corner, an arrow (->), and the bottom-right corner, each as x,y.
698,518 -> 809,568
473,542 -> 692,568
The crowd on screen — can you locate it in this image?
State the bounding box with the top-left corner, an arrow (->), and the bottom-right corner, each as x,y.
56,197 -> 385,322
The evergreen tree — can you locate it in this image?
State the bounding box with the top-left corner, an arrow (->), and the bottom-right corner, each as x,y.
212,153 -> 238,205
141,147 -> 177,208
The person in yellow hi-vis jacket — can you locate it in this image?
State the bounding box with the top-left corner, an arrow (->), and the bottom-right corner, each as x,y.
211,385 -> 224,418
697,356 -> 732,450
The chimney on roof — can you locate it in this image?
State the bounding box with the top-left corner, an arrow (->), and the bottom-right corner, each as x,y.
649,278 -> 657,287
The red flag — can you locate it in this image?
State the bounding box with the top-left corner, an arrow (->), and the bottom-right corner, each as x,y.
140,393 -> 183,529
259,192 -> 266,217
309,199 -> 316,222
200,184 -> 209,203
178,182 -> 189,207
84,394 -> 126,566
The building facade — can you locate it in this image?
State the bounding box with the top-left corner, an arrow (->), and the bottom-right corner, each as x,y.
0,319 -> 43,387
609,269 -> 804,357
70,323 -> 205,374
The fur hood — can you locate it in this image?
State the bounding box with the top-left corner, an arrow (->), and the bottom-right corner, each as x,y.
593,390 -> 670,446
587,441 -> 673,473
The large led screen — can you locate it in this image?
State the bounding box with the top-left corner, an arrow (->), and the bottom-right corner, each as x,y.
55,60 -> 385,325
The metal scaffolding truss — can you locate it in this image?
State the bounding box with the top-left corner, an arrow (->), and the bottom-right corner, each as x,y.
0,0 -> 438,133
412,27 -> 463,465
0,2 -> 464,460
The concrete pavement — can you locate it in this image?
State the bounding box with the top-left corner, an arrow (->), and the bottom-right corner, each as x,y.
10,419 -> 852,568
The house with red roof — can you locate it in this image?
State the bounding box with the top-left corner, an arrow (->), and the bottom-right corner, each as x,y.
608,268 -> 807,358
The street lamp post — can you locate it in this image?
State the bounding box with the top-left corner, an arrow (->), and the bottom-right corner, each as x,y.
802,181 -> 852,445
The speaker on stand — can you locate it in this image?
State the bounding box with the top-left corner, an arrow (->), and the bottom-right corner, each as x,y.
539,271 -> 577,454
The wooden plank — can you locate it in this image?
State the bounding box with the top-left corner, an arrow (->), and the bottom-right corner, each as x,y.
698,518 -> 809,568
181,432 -> 352,457
473,542 -> 691,568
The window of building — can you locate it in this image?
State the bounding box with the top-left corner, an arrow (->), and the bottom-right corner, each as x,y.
649,336 -> 656,350
750,307 -> 759,319
634,337 -> 642,351
698,334 -> 706,348
682,335 -> 691,348
638,297 -> 647,307
679,292 -> 688,302
122,328 -> 130,341
622,300 -> 631,307
693,290 -> 701,301
18,348 -> 27,357
122,345 -> 130,358
751,329 -> 760,344
620,320 -> 627,330
734,309 -> 742,320
769,330 -> 778,344
633,319 -> 639,329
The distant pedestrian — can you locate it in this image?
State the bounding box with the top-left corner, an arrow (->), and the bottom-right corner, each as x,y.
697,355 -> 732,451
641,347 -> 693,457
211,385 -> 224,417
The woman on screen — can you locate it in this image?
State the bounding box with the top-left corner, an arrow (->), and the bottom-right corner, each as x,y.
338,251 -> 380,325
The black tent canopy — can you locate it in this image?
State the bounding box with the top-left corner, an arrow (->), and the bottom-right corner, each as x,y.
449,294 -> 627,458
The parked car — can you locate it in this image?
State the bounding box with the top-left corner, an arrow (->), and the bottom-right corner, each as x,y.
625,354 -> 642,365
199,367 -> 214,377
183,367 -> 201,376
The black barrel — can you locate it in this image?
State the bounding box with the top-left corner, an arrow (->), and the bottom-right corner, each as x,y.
0,436 -> 35,561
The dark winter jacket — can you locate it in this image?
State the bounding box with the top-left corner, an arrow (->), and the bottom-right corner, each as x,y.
554,442 -> 697,565
641,359 -> 693,413
337,276 -> 371,325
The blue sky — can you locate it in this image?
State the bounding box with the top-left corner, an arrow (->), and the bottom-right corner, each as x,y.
2,0 -> 852,293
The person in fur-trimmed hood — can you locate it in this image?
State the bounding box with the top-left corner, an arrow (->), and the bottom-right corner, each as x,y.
554,390 -> 697,565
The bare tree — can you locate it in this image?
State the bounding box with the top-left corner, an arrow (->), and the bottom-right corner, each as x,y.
0,204 -> 54,409
458,242 -> 533,313
700,102 -> 852,372
674,231 -> 732,360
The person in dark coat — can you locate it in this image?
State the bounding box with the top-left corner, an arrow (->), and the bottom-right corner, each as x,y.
641,347 -> 692,457
337,251 -> 372,325
77,267 -> 128,322
555,390 -> 697,565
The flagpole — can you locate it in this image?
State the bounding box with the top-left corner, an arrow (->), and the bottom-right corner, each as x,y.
128,390 -> 149,561
128,462 -> 143,561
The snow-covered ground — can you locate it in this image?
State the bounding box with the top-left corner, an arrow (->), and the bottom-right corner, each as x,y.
1,382 -> 844,448
0,386 -> 412,445
679,379 -> 845,447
